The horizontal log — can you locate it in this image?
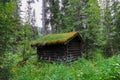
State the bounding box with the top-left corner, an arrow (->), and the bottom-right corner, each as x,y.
68,51 -> 81,53
68,48 -> 81,50
67,54 -> 81,57
38,51 -> 64,53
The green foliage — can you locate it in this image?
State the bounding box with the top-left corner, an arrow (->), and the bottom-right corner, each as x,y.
45,0 -> 60,33
0,1 -> 16,52
83,49 -> 103,60
0,1 -> 35,79
0,1 -> 18,79
10,55 -> 120,80
112,1 -> 120,54
15,24 -> 35,60
78,0 -> 101,57
1,0 -> 120,80
102,0 -> 120,56
0,0 -> 12,4
43,0 -> 119,56
55,0 -> 102,55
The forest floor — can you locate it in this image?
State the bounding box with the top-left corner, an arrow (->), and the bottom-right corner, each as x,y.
8,53 -> 120,80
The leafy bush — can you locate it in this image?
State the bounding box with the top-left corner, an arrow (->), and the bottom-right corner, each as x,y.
9,55 -> 120,80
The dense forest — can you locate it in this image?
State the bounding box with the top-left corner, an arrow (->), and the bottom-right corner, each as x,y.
0,0 -> 120,80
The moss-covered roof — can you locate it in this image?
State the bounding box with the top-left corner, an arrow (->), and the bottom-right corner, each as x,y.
31,32 -> 83,47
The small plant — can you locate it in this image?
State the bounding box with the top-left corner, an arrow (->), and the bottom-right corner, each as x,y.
9,54 -> 120,80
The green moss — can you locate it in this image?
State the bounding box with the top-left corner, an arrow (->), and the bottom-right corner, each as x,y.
32,32 -> 80,46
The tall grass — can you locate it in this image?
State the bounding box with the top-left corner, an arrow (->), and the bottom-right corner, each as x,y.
9,55 -> 120,80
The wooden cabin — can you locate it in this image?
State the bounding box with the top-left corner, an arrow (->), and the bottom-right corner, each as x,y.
31,32 -> 83,61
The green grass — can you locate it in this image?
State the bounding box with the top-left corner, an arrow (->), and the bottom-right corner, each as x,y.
10,55 -> 120,80
31,32 -> 82,46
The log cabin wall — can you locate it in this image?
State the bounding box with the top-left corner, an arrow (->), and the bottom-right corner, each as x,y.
37,44 -> 65,61
32,32 -> 84,62
66,36 -> 82,61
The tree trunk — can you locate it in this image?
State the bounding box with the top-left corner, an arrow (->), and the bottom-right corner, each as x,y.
41,0 -> 46,35
105,0 -> 115,55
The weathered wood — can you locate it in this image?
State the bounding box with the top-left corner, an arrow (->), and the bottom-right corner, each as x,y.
36,34 -> 83,62
66,36 -> 82,61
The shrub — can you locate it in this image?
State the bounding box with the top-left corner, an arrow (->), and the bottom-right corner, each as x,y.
10,54 -> 120,80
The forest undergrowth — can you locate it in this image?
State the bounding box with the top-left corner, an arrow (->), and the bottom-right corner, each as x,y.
9,51 -> 120,80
